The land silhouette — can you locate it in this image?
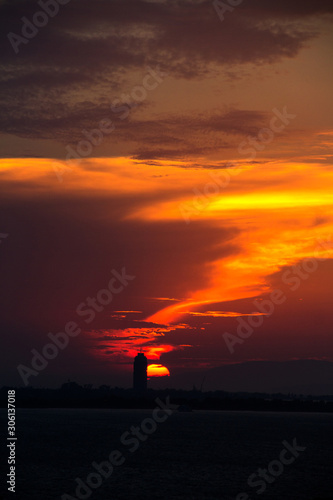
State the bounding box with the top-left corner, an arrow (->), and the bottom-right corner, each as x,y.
1,382 -> 332,412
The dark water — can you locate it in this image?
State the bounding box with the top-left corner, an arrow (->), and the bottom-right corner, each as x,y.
1,409 -> 333,500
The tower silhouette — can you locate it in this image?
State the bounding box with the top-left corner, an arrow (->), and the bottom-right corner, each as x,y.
133,352 -> 147,394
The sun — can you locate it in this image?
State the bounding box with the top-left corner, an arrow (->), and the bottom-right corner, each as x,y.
147,364 -> 170,377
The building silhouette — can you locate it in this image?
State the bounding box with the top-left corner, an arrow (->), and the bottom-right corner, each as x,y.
133,352 -> 147,394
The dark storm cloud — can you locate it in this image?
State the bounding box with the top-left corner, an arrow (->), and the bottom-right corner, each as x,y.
1,0 -> 331,147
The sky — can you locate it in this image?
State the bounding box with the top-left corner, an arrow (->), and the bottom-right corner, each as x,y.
1,0 -> 333,389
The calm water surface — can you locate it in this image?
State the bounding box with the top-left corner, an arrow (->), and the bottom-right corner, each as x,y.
1,409 -> 333,500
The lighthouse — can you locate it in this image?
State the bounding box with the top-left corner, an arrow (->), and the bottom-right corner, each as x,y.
133,352 -> 148,394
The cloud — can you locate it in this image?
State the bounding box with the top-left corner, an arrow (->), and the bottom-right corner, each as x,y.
0,103 -> 269,160
0,178 -> 240,331
185,310 -> 266,317
1,0 -> 331,156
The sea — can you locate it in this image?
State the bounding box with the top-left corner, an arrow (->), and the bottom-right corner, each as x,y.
1,409 -> 333,500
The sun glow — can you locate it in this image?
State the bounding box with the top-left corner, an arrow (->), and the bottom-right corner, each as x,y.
4,157 -> 333,361
147,364 -> 170,377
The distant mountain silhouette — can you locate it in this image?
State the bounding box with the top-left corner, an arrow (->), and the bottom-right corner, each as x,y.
150,360 -> 333,395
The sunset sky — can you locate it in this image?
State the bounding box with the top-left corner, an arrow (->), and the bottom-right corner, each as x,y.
1,0 -> 333,388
